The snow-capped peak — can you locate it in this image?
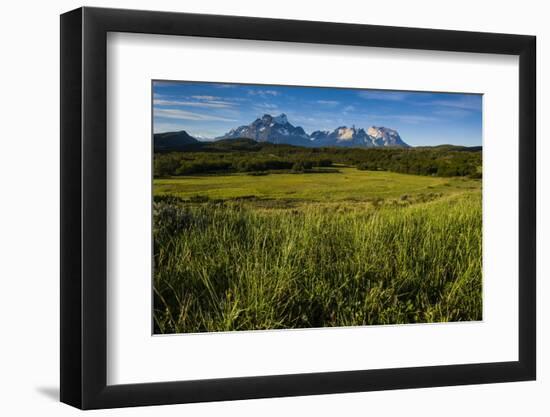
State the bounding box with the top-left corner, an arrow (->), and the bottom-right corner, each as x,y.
367,126 -> 397,138
217,115 -> 409,148
336,126 -> 356,140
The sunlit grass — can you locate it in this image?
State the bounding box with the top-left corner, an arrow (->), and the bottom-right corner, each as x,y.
153,180 -> 482,333
154,167 -> 480,202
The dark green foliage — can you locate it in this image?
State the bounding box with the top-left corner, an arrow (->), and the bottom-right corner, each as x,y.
154,139 -> 481,178
291,160 -> 313,172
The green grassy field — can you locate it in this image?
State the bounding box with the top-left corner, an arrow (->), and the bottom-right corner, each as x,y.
154,167 -> 480,202
153,167 -> 482,333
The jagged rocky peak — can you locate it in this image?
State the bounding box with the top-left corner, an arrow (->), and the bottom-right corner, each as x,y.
272,113 -> 288,125
257,113 -> 288,125
366,126 -> 408,147
335,126 -> 356,140
367,126 -> 395,139
310,130 -> 330,140
217,114 -> 410,148
218,113 -> 310,146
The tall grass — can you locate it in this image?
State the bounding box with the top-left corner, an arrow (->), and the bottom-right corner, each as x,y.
153,193 -> 482,333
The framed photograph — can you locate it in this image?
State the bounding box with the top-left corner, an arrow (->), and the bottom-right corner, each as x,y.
60,7 -> 536,409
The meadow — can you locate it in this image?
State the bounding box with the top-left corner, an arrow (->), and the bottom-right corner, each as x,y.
154,167 -> 479,202
153,164 -> 482,333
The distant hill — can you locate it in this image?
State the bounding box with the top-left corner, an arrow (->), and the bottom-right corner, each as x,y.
417,144 -> 483,152
154,130 -> 199,151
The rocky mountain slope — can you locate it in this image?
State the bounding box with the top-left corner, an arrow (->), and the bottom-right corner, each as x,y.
217,114 -> 409,148
217,114 -> 311,146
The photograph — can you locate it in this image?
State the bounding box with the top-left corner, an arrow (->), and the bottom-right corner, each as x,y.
152,80 -> 483,334
52,4 -> 540,411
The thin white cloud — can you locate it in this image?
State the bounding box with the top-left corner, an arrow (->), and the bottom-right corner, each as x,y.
357,91 -> 410,101
154,108 -> 237,122
428,96 -> 481,111
153,99 -> 235,109
316,100 -> 340,106
287,114 -> 338,132
248,89 -> 280,97
152,81 -> 192,88
393,115 -> 438,123
191,95 -> 220,100
253,103 -> 279,113
214,84 -> 237,89
433,108 -> 472,118
364,113 -> 439,124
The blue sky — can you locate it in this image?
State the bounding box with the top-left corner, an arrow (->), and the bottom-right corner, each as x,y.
153,81 -> 482,146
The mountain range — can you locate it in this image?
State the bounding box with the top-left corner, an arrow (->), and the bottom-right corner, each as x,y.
154,113 -> 410,150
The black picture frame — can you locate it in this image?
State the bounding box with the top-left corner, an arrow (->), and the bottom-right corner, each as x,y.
60,6 -> 536,410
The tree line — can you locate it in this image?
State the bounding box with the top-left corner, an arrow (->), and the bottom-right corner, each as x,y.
154,138 -> 481,178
